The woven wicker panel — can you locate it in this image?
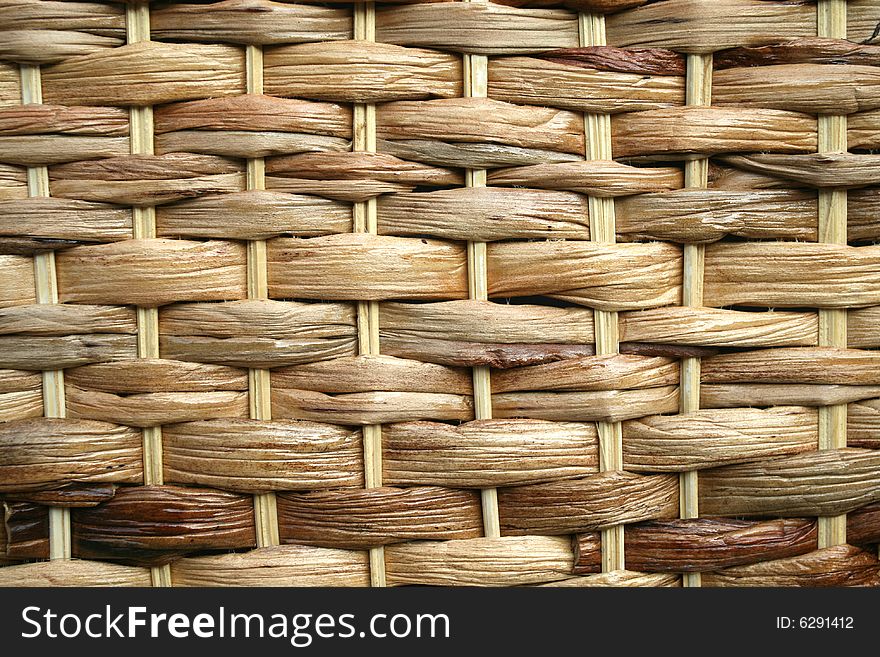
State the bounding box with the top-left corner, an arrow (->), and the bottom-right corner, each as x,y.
1,0 -> 879,588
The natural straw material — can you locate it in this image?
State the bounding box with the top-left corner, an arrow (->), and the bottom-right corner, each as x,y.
1,0 -> 880,588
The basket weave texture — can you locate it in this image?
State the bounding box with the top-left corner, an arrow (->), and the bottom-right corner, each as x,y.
1,0 -> 880,588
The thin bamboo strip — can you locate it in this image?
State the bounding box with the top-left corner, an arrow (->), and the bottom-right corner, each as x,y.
580,12 -> 623,574
679,52 -> 712,589
464,0 -> 500,540
245,44 -> 280,549
816,0 -> 847,550
19,63 -> 70,561
354,3 -> 387,587
126,3 -> 170,588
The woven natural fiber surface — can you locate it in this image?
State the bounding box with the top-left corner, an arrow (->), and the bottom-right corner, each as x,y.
1,0 -> 879,588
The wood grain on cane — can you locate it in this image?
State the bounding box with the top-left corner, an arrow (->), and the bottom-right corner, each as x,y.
0,418 -> 142,492
383,419 -> 599,487
171,545 -> 370,587
607,518 -> 818,573
265,41 -> 461,103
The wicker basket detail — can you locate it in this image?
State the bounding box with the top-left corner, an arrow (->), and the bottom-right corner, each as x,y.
0,0 -> 879,588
